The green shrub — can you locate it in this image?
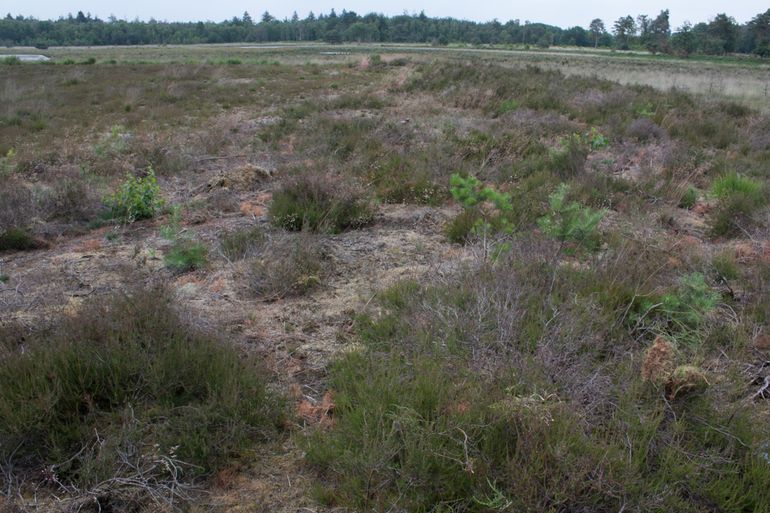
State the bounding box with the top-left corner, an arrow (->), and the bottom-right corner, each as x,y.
709,172 -> 766,237
164,239 -> 208,273
159,206 -> 208,272
369,155 -> 444,205
0,287 -> 283,509
633,272 -> 720,344
712,172 -> 764,203
0,227 -> 41,252
548,128 -> 606,178
269,173 -> 373,233
446,208 -> 485,243
537,184 -> 604,250
712,250 -> 739,281
2,56 -> 21,65
549,134 -> 588,177
448,174 -> 514,241
104,167 -> 164,223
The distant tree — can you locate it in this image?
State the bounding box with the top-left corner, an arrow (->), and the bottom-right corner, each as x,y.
647,10 -> 670,53
589,18 -> 605,48
0,7 -> 764,55
613,15 -> 636,49
562,26 -> 590,46
747,9 -> 770,56
325,28 -> 342,44
637,14 -> 651,47
671,21 -> 696,56
707,13 -> 738,53
291,11 -> 299,23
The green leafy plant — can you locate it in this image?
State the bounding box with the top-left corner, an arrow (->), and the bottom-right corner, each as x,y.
585,127 -> 608,149
104,167 -> 164,223
537,184 -> 604,250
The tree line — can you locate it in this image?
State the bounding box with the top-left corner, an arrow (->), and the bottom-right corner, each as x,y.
1,8 -> 769,57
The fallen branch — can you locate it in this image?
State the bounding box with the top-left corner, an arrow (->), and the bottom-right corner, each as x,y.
193,154 -> 246,163
752,375 -> 770,400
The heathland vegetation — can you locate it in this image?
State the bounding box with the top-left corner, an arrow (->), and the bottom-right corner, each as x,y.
1,39 -> 770,513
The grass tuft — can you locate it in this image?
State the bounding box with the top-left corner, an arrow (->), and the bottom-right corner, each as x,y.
269,173 -> 373,233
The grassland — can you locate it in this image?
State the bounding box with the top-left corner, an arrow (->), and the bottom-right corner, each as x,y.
1,46 -> 770,512
4,42 -> 770,108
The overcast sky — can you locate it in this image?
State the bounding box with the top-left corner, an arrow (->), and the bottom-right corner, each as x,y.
4,1 -> 767,29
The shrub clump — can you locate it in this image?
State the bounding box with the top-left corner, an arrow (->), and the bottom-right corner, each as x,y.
0,287 -> 283,510
0,227 -> 43,251
446,173 -> 514,243
160,207 -> 208,273
164,239 -> 208,273
103,167 -> 164,223
0,175 -> 36,249
537,183 -> 605,250
678,185 -> 699,209
269,173 -> 373,233
709,172 -> 766,237
219,225 -> 266,261
245,234 -> 327,299
632,272 -> 720,345
305,264 -> 768,513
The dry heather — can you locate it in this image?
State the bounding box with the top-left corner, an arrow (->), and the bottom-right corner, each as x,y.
1,51 -> 770,512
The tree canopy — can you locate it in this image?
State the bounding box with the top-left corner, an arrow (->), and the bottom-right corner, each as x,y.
0,8 -> 768,57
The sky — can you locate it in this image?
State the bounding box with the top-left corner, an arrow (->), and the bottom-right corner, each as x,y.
4,1 -> 768,30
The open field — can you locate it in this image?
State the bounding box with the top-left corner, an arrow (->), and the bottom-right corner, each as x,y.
4,43 -> 770,109
2,46 -> 770,512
